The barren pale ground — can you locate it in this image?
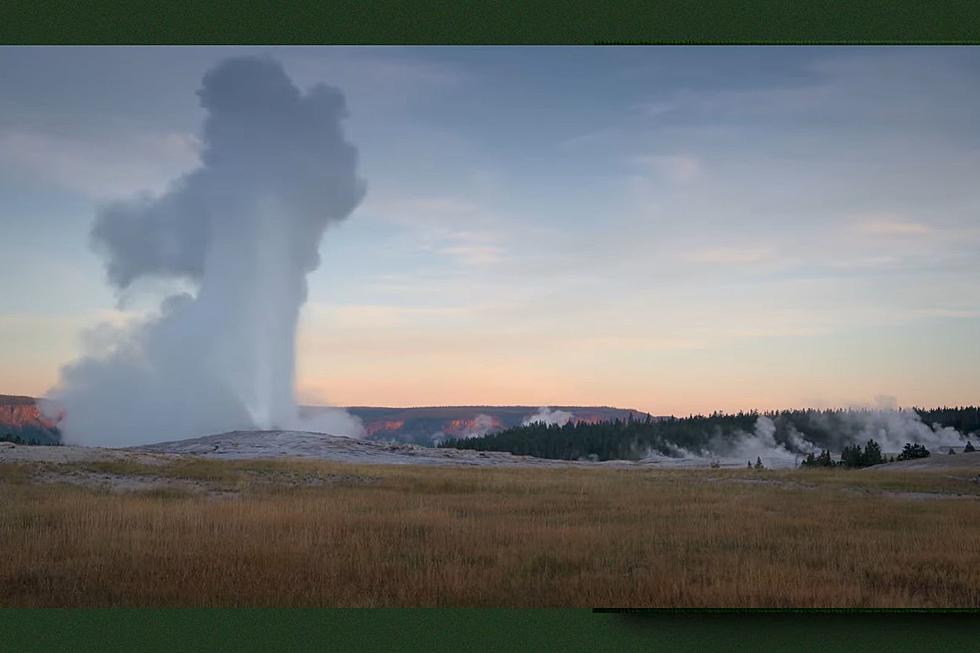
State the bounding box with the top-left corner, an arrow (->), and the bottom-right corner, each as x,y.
1,438 -> 979,607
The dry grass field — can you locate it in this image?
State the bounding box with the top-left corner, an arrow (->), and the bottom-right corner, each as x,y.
1,457 -> 979,607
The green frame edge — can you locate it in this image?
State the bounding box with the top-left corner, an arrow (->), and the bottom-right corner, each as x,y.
3,0 -> 980,45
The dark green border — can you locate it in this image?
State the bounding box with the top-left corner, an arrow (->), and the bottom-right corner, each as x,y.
595,607 -> 980,614
3,609 -> 980,652
2,0 -> 980,44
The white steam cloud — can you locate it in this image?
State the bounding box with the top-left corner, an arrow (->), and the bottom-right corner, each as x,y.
46,56 -> 366,446
834,408 -> 964,452
647,417 -> 810,468
644,399 -> 968,469
522,407 -> 573,427
431,414 -> 499,445
710,416 -> 816,467
462,414 -> 497,438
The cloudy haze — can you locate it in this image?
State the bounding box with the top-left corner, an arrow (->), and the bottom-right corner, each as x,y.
2,47 -> 980,416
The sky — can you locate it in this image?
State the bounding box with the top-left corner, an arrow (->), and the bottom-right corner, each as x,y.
2,46 -> 979,416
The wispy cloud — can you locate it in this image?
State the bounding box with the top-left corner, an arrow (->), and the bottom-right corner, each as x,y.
283,48 -> 468,113
684,246 -> 774,265
440,243 -> 502,265
910,307 -> 980,319
630,154 -> 702,184
0,308 -> 139,330
364,195 -> 507,266
0,128 -> 200,200
556,126 -> 623,151
567,336 -> 707,352
304,302 -> 478,329
854,216 -> 935,237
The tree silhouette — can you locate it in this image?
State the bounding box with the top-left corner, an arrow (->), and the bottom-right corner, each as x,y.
896,443 -> 930,461
862,440 -> 883,466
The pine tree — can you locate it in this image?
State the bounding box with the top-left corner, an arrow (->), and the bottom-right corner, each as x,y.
965,441 -> 976,453
862,440 -> 883,467
897,442 -> 930,461
839,444 -> 861,468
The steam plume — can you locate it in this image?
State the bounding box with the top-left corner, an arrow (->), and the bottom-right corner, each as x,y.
710,416 -> 813,465
47,56 -> 366,446
522,407 -> 573,427
461,413 -> 497,438
645,401 -> 967,468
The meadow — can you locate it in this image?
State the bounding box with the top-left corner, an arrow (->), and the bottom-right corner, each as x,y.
1,457 -> 979,607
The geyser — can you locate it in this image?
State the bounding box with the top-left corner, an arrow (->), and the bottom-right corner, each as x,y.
47,56 -> 366,446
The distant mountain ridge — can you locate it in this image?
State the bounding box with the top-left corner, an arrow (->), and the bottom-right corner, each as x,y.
327,405 -> 654,445
0,394 -> 652,446
0,394 -> 62,444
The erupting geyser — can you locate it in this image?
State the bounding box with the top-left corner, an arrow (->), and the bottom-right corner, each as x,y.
47,56 -> 366,446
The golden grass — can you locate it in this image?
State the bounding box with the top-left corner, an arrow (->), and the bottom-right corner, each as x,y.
1,459 -> 979,607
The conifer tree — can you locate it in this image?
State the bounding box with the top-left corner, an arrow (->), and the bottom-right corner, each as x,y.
862,440 -> 883,466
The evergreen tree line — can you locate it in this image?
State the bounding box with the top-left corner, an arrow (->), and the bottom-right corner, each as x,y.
438,406 -> 980,462
912,406 -> 980,434
800,441 -> 936,468
1,431 -> 62,446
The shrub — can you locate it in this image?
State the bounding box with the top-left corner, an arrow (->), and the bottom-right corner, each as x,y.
801,449 -> 836,468
896,443 -> 930,461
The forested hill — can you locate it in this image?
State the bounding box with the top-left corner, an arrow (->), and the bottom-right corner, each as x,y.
0,395 -> 61,445
915,406 -> 980,434
439,407 -> 980,462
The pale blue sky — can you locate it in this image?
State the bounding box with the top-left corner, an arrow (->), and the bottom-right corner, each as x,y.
2,46 -> 979,413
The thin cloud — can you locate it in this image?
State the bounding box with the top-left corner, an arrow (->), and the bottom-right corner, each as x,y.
0,128 -> 200,199
365,195 -> 507,267
557,126 -> 623,151
305,303 -> 477,329
910,307 -> 980,319
440,243 -> 503,266
685,247 -> 774,265
283,48 -> 468,114
567,336 -> 707,352
855,217 -> 935,237
631,154 -> 702,184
